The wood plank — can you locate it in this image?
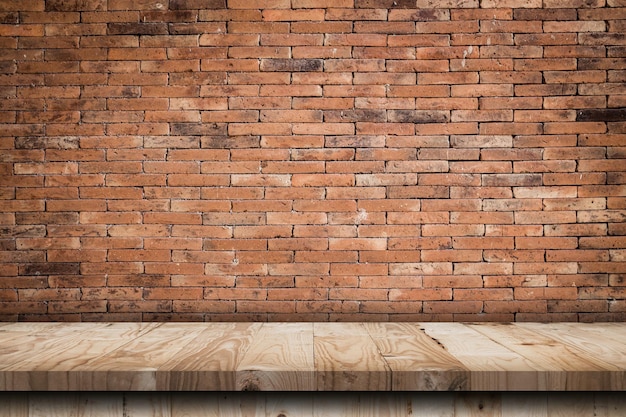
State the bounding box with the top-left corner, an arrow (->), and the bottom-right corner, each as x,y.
468,323 -> 622,390
409,393 -> 455,417
501,393 -> 548,417
172,393 -> 264,417
78,323 -> 206,391
518,323 -> 626,368
217,393 -> 265,417
6,323 -> 153,371
29,392 -> 122,417
0,322 -> 624,393
236,322 -> 315,391
559,322 -> 626,346
171,393 -> 220,417
124,393 -> 170,417
315,393 -> 413,417
0,323 -> 156,390
82,393 -> 124,417
266,393 -> 314,417
599,391 -> 626,417
158,322 -> 261,391
2,392 -> 626,416
313,322 -> 391,391
358,393 -> 408,417
0,322 -> 66,335
313,393 -> 359,417
454,393 -> 502,417
0,323 -> 148,367
546,392 -> 596,417
0,392 -> 28,417
364,322 -> 469,391
419,323 -> 542,391
28,393 -> 82,417
0,323 -> 99,369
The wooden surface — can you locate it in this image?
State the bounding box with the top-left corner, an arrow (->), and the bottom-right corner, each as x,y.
0,322 -> 624,391
1,392 -> 625,417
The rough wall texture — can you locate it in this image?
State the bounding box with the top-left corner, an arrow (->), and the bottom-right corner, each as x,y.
0,0 -> 625,322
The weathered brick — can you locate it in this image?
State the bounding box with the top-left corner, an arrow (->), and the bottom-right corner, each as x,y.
482,0 -> 541,6
387,110 -> 450,124
1,0 -> 625,322
577,108 -> 626,122
544,0 -> 605,6
354,0 -> 412,7
45,0 -> 105,11
170,0 -> 225,8
260,58 -> 322,72
108,22 -> 168,35
20,263 -> 80,276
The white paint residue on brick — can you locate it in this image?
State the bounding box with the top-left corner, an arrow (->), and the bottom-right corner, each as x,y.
461,46 -> 474,68
355,209 -> 368,225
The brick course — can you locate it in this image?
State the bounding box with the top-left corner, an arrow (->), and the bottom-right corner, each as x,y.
0,0 -> 625,322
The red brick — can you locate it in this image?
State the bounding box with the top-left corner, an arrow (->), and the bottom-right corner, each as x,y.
2,1 -> 626,322
423,301 -> 483,314
290,21 -> 352,33
451,33 -> 513,47
419,72 -> 479,85
388,288 -> 452,302
515,33 -> 578,46
390,10 -> 450,22
485,300 -> 547,314
545,46 -> 607,59
545,21 -> 606,33
262,9 -> 324,21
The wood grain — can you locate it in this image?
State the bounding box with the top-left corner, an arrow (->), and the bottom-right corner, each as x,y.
313,393 -> 360,417
265,393 -> 314,417
418,323 -> 542,391
501,393 -> 548,417
0,323 -> 624,392
468,323 -> 620,391
236,322 -> 315,391
124,393 -> 170,417
409,393 -> 455,417
3,392 -> 624,417
314,322 -> 391,390
1,323 -> 154,390
170,392 -> 219,417
78,323 -> 204,391
364,322 -> 469,391
0,392 -> 28,417
159,322 -> 261,390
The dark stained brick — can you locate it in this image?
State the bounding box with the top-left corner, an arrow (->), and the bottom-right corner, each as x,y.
355,0 -> 415,8
15,137 -> 80,149
513,8 -> 577,21
171,123 -> 227,136
108,23 -> 169,35
170,0 -> 226,9
141,11 -> 199,23
260,59 -> 323,72
45,0 -> 106,12
577,108 -> 626,122
202,136 -> 260,149
0,12 -> 19,24
20,263 -> 80,276
324,109 -> 387,123
388,110 -> 450,124
0,226 -> 46,237
16,213 -> 79,225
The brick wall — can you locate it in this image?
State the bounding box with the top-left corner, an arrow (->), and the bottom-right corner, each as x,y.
0,0 -> 625,322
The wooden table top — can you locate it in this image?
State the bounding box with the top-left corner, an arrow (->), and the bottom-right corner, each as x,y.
0,322 -> 624,391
